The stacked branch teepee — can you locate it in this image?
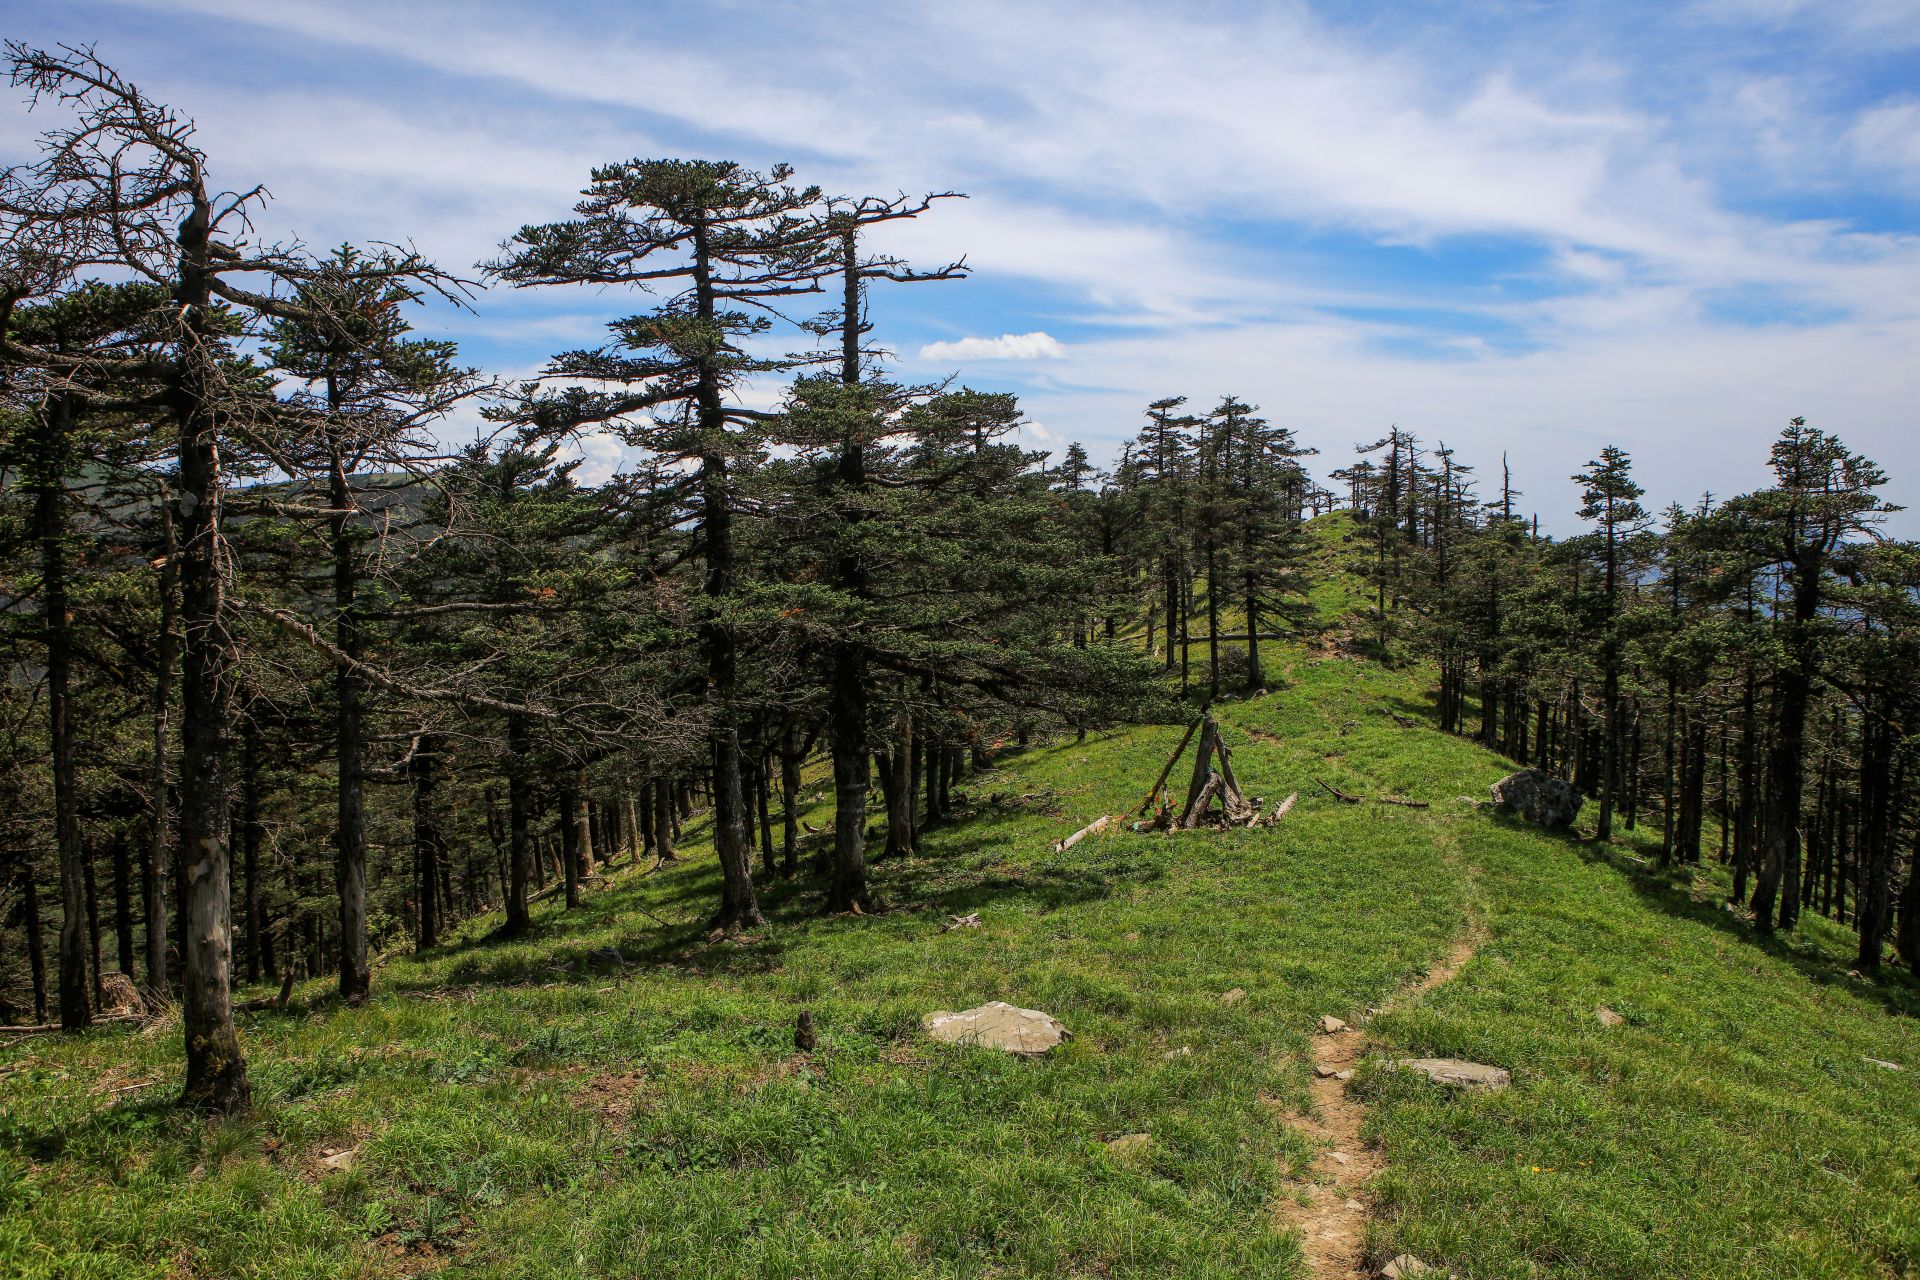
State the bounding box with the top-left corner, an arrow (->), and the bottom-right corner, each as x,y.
1137,713 -> 1259,830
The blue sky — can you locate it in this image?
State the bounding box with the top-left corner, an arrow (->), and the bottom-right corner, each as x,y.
5,0 -> 1919,528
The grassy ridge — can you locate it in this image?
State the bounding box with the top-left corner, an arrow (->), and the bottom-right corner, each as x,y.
4,541 -> 1918,1276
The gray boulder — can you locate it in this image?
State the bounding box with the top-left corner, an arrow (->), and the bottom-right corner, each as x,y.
1489,768 -> 1583,829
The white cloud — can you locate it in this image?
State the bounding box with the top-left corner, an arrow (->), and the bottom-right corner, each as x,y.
1848,101 -> 1920,187
13,0 -> 1917,528
918,331 -> 1068,362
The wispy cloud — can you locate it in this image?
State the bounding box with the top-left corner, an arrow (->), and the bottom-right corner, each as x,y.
919,332 -> 1068,362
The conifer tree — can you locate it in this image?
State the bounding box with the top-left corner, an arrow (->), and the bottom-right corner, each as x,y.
1573,446 -> 1650,840
262,246 -> 475,1003
489,159 -> 832,932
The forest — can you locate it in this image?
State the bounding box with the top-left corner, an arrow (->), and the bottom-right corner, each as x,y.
2,41 -> 1918,1280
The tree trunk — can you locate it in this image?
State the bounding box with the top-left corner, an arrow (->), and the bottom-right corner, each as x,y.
328,445 -> 371,1005
412,735 -> 442,950
240,724 -> 264,986
35,395 -> 89,1031
1895,829 -> 1920,970
82,842 -> 103,1012
653,778 -> 676,862
23,855 -> 48,1023
503,715 -> 534,935
145,505 -> 177,998
781,730 -> 803,880
173,212 -> 250,1113
560,778 -> 582,910
1853,732 -> 1899,970
111,827 -> 135,978
575,769 -> 596,879
1751,561 -> 1821,933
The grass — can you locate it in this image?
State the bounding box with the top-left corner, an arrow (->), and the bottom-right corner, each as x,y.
4,523 -> 1917,1277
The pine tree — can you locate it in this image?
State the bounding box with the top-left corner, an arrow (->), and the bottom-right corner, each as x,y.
1573,446 -> 1651,841
489,158 -> 832,932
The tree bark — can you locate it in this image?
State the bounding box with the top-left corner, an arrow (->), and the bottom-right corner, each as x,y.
780,731 -> 803,879
35,393 -> 90,1031
560,777 -> 582,910
502,715 -> 534,936
144,505 -> 177,997
412,735 -> 443,949
22,855 -> 48,1023
174,202 -> 250,1113
328,441 -> 371,1005
653,778 -> 676,862
240,722 -> 264,986
111,826 -> 135,978
1751,561 -> 1821,932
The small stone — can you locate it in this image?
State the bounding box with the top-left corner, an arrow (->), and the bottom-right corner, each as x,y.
1317,1015 -> 1348,1034
1345,1198 -> 1365,1211
1380,1255 -> 1451,1278
1161,1045 -> 1193,1060
1220,987 -> 1247,1006
1865,1056 -> 1904,1071
317,1146 -> 358,1172
1105,1133 -> 1152,1161
1315,1063 -> 1340,1078
1329,1150 -> 1350,1165
1595,1006 -> 1625,1027
1333,1069 -> 1354,1081
922,1002 -> 1070,1057
1391,1058 -> 1511,1092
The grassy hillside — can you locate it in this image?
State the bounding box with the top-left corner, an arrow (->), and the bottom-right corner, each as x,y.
4,537 -> 1917,1278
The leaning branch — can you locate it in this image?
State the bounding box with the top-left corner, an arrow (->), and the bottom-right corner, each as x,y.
234,600 -> 563,721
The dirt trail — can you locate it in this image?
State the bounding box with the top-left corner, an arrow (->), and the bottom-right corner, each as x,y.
1276,928 -> 1484,1278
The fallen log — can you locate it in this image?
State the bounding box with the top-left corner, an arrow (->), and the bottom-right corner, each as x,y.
1265,792 -> 1298,825
1052,814 -> 1113,853
1314,777 -> 1363,804
0,1013 -> 145,1037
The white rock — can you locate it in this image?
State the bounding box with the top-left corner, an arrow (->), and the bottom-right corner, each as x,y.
1391,1058 -> 1511,1092
922,1002 -> 1070,1057
316,1146 -> 357,1172
1317,1015 -> 1348,1034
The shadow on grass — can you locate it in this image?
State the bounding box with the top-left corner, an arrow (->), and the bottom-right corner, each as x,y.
377,793 -> 1160,993
1484,808 -> 1920,1019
